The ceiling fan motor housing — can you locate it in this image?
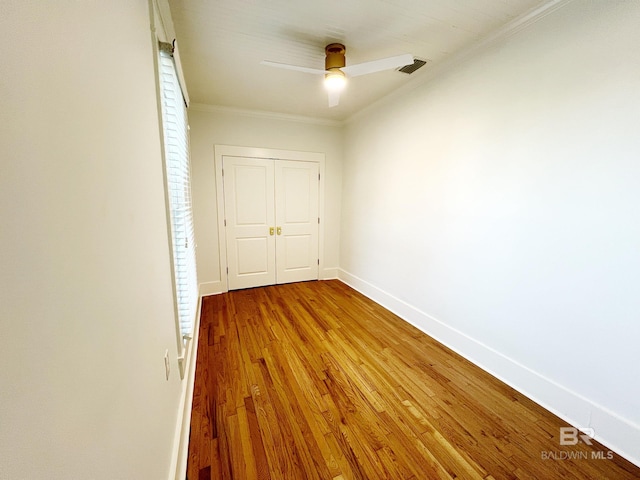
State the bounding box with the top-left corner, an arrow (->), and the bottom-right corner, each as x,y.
325,43 -> 346,70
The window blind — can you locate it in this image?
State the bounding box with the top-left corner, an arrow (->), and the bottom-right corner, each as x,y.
159,47 -> 198,341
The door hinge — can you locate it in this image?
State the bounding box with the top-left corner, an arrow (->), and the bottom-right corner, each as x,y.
224,219 -> 227,226
222,168 -> 224,176
318,217 -> 320,224
317,259 -> 320,265
318,173 -> 320,181
226,267 -> 229,274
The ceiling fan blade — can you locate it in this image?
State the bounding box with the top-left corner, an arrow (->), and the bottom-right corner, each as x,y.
260,60 -> 326,75
328,90 -> 341,108
341,53 -> 414,77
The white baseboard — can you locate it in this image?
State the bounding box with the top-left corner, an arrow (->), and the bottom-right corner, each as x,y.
337,269 -> 640,468
321,267 -> 339,280
168,295 -> 203,480
199,280 -> 224,297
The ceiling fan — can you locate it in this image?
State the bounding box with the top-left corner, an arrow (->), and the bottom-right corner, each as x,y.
261,43 -> 414,107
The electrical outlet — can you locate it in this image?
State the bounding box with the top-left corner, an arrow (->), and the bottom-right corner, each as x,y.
164,349 -> 170,380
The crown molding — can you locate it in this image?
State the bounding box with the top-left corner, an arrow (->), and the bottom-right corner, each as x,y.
189,103 -> 344,128
346,0 -> 575,124
188,0 -> 573,127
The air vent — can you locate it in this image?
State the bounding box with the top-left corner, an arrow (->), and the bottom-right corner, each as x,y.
397,58 -> 427,74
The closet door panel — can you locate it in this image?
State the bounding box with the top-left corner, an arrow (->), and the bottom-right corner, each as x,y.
275,160 -> 319,284
223,157 -> 276,290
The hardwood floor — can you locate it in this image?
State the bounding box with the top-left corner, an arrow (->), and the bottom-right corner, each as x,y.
187,280 -> 639,479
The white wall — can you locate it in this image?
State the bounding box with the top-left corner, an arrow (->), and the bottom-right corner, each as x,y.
0,1 -> 184,478
341,0 -> 640,464
189,107 -> 343,294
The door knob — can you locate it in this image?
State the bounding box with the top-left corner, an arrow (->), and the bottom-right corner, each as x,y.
277,226 -> 282,235
269,227 -> 275,236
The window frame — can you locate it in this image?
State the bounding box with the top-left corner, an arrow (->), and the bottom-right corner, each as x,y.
157,41 -> 198,376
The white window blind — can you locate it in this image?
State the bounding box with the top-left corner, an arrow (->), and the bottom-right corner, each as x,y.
158,46 -> 198,341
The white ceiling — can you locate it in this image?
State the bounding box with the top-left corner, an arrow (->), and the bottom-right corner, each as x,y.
167,0 -> 546,121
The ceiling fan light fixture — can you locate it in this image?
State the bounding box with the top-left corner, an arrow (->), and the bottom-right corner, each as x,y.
324,69 -> 346,92
262,42 -> 414,108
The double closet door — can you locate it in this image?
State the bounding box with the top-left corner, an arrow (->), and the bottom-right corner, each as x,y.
223,156 -> 319,290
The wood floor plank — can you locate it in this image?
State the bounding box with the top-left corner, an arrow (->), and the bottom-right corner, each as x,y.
187,280 -> 640,479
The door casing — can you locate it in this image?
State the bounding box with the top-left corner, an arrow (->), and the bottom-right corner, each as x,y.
214,145 -> 326,293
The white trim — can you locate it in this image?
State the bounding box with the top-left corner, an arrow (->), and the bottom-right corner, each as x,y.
320,267 -> 339,280
346,0 -> 574,125
337,268 -> 640,468
189,2 -> 574,126
214,145 -> 326,293
151,0 -> 190,105
215,144 -> 325,163
489,0 -> 574,39
214,147 -> 229,292
199,281 -> 224,297
171,40 -> 190,107
150,4 -> 195,362
183,1 -> 572,126
190,103 -> 343,127
317,160 -> 327,283
168,292 -> 202,480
